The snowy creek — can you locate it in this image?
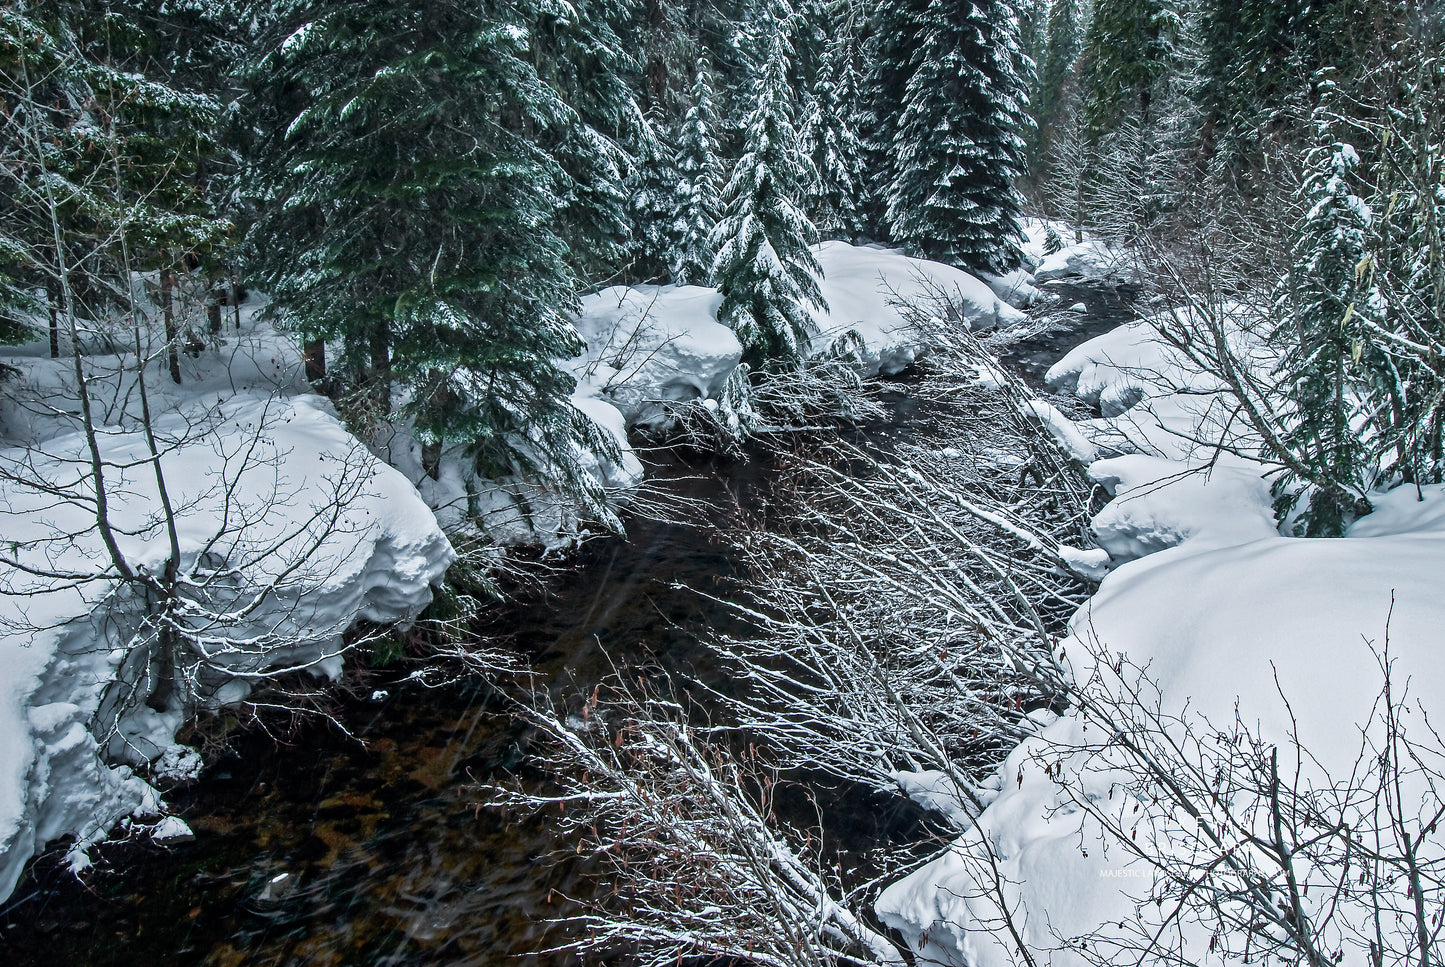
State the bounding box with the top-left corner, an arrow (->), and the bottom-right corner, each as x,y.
0,283 -> 1132,967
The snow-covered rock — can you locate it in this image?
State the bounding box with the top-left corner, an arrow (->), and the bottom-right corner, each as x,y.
810,242 -> 1025,377
980,268 -> 1044,309
1019,217 -> 1083,270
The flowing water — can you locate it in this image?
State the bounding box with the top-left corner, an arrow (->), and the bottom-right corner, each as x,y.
0,282 -> 1135,967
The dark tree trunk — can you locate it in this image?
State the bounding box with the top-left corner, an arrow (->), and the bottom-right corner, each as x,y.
304,338 -> 327,383
48,281 -> 61,359
206,289 -> 222,337
370,321 -> 391,415
161,267 -> 181,384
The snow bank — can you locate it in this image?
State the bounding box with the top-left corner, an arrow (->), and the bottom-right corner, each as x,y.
1034,240 -> 1140,285
980,268 -> 1045,309
810,241 -> 1025,376
879,299 -> 1445,967
0,312 -> 452,902
563,243 -> 1025,437
572,284 -> 743,433
1019,217 -> 1084,269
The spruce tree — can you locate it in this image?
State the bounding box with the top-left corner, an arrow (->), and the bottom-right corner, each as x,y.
531,0 -> 643,276
1275,141 -> 1379,535
801,19 -> 867,240
1,2 -> 227,362
1080,0 -> 1179,136
671,62 -> 723,286
859,0 -> 931,236
1029,0 -> 1084,178
709,5 -> 826,370
626,113 -> 680,283
885,0 -> 1030,273
243,1 -> 600,488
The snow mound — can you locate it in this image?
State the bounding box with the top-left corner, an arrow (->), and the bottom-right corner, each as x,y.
0,317 -> 452,902
1087,454 -> 1277,561
980,268 -> 1044,309
1019,217 -> 1084,269
1045,314 -> 1194,416
572,284 -> 743,433
810,241 -> 1025,376
1034,240 -> 1140,284
880,485 -> 1445,967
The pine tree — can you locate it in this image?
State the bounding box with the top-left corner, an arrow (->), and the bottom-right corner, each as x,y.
1080,0 -> 1179,137
1029,0 -> 1084,179
885,0 -> 1030,273
243,0 -> 601,488
531,0 -> 644,276
1275,140 -> 1379,535
709,5 -> 826,370
801,17 -> 867,240
859,0 -> 931,236
0,2 -> 227,364
626,113 -> 680,283
671,62 -> 723,286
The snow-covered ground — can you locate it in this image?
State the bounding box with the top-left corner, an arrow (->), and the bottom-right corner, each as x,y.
561,240 -> 1023,447
0,301 -> 454,901
1018,216 -> 1140,286
877,290 -> 1445,966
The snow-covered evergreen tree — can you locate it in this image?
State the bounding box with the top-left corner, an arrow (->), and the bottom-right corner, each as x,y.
243,1 -> 603,488
709,5 -> 826,370
801,19 -> 867,240
885,0 -> 1030,273
532,0 -> 645,276
1028,0 -> 1084,178
626,113 -> 680,283
0,2 -> 227,358
1275,141 -> 1380,535
860,0 -> 930,236
670,62 -> 723,286
1081,0 -> 1180,136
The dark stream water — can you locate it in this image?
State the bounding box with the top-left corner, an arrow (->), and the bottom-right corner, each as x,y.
0,281 -> 1134,967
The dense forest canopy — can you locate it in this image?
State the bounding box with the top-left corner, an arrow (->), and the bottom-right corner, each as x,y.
4,0 -> 1444,534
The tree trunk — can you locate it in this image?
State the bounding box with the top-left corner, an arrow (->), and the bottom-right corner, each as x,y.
304,338 -> 327,383
370,321 -> 391,415
47,281 -> 60,359
206,289 -> 222,337
421,438 -> 443,480
231,272 -> 242,331
161,267 -> 181,383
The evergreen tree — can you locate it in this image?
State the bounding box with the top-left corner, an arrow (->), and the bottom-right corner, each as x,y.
859,0 -> 931,236
1275,141 -> 1379,535
801,18 -> 867,239
243,0 -> 602,488
1028,0 -> 1085,178
1196,0 -> 1316,144
626,113 -> 680,283
531,0 -> 643,276
885,0 -> 1030,273
710,5 -> 826,370
1,2 -> 227,364
671,62 -> 723,286
1080,0 -> 1179,136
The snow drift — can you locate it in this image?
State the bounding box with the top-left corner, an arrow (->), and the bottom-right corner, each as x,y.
0,316 -> 453,903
